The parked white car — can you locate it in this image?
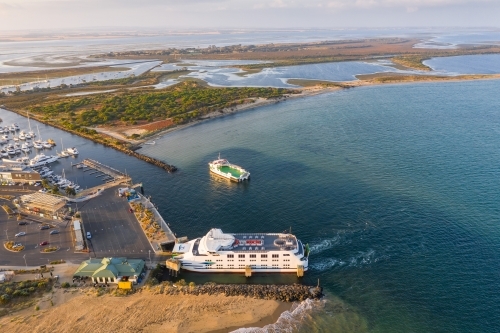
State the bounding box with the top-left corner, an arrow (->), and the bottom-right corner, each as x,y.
15,232 -> 26,237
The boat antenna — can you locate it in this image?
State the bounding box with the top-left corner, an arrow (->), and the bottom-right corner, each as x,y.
289,226 -> 292,234
218,152 -> 220,159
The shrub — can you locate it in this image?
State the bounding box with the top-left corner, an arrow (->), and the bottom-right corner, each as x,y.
35,305 -> 40,311
0,294 -> 10,304
61,282 -> 70,288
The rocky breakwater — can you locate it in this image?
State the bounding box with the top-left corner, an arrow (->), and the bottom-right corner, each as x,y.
124,148 -> 177,173
152,282 -> 323,302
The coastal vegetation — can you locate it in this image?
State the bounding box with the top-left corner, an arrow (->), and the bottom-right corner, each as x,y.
391,55 -> 432,71
24,81 -> 293,136
0,278 -> 53,317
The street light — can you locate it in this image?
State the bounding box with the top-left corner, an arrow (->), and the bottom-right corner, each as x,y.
5,229 -> 7,241
148,250 -> 151,267
23,254 -> 27,268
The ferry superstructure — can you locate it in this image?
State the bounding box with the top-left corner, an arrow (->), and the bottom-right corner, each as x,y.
208,154 -> 250,182
173,228 -> 309,274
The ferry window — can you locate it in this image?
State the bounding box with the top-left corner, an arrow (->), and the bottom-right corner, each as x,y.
250,254 -> 256,258
261,254 -> 267,258
272,254 -> 279,258
227,254 -> 234,258
283,254 -> 290,256
238,254 -> 245,258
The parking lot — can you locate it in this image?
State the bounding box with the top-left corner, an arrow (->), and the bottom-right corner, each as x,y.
0,202 -> 86,266
78,186 -> 152,260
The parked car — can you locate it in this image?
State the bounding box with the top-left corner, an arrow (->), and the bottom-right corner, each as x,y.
86,231 -> 92,239
49,230 -> 59,235
18,221 -> 28,225
40,225 -> 50,230
15,232 -> 26,237
12,243 -> 23,249
129,208 -> 134,213
39,241 -> 49,246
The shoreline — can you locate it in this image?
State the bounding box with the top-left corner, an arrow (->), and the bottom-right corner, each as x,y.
130,74 -> 500,145
2,74 -> 500,173
0,288 -> 296,333
130,86 -> 339,144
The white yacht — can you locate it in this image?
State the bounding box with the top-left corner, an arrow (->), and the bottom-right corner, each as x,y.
28,154 -> 59,167
25,141 -> 33,148
173,228 -> 309,274
33,142 -> 43,149
0,149 -> 8,157
66,147 -> 79,155
42,141 -> 52,149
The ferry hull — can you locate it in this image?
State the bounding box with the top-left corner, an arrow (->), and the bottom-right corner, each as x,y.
180,267 -> 308,274
209,168 -> 250,182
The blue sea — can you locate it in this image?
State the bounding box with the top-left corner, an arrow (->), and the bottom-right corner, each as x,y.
2,78 -> 500,332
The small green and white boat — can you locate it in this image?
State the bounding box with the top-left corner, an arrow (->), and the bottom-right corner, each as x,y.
209,154 -> 250,182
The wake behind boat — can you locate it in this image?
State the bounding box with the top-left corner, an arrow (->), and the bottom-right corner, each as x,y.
209,154 -> 250,182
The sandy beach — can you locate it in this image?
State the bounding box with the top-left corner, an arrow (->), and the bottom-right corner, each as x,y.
0,288 -> 292,333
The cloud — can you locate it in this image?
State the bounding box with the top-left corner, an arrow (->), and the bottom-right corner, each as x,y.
0,0 -> 498,30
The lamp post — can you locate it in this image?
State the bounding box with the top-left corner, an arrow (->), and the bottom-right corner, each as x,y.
5,229 -> 7,241
23,254 -> 27,268
148,250 -> 151,267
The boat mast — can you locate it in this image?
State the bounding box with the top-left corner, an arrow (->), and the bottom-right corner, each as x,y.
27,111 -> 32,132
37,124 -> 42,141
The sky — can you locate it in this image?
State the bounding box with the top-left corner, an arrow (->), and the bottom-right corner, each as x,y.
0,0 -> 499,32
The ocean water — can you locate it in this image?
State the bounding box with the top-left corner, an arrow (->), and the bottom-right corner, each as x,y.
425,54 -> 500,75
138,79 -> 500,332
183,61 -> 399,87
2,79 -> 500,332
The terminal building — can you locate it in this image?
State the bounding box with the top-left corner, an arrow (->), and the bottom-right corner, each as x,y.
73,257 -> 146,285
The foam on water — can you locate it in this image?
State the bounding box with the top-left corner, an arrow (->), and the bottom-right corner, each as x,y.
310,248 -> 390,272
231,298 -> 325,333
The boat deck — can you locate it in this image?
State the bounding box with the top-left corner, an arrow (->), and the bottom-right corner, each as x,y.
219,165 -> 245,178
222,233 -> 300,253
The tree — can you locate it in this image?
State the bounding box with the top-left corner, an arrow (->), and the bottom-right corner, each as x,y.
65,187 -> 76,197
41,179 -> 49,189
51,185 -> 60,195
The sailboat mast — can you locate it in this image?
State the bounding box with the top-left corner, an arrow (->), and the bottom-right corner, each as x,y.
27,111 -> 32,132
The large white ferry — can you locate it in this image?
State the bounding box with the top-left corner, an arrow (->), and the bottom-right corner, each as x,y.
208,154 -> 250,182
173,228 -> 309,274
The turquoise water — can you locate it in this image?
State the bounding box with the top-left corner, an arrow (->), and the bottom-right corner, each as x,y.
2,79 -> 500,331
139,80 -> 500,332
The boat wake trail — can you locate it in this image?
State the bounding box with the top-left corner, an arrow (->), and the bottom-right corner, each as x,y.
308,233 -> 350,255
310,248 -> 389,272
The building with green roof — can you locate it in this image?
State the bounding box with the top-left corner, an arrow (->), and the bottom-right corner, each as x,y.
73,257 -> 146,284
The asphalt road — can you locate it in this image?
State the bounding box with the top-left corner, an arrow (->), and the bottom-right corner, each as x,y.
78,186 -> 152,260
